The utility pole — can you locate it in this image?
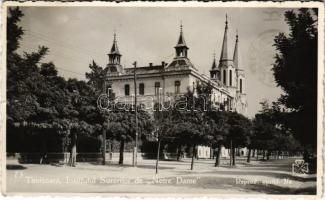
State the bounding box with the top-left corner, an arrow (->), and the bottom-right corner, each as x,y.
102,84 -> 109,166
102,129 -> 106,165
133,61 -> 138,167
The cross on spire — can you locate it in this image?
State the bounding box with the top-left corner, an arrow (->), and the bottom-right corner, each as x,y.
226,13 -> 228,26
113,29 -> 117,42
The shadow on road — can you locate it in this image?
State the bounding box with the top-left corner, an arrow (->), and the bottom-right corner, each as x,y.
6,164 -> 27,170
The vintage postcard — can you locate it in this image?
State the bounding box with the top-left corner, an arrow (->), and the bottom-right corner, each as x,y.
1,1 -> 324,198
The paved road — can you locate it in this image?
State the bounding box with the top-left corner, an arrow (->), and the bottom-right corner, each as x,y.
5,157 -> 316,195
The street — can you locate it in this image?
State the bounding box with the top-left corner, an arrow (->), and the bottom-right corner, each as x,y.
6,157 -> 316,194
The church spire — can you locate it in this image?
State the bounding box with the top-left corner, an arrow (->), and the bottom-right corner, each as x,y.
174,22 -> 189,58
108,32 -> 121,65
233,29 -> 239,68
110,32 -> 120,55
219,14 -> 228,62
211,51 -> 217,69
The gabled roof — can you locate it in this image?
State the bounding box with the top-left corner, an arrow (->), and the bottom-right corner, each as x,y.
167,57 -> 197,71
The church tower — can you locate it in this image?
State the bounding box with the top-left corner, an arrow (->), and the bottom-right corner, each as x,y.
174,23 -> 189,58
210,53 -> 220,82
232,31 -> 247,114
233,31 -> 245,94
107,33 -> 123,74
219,14 -> 235,89
167,23 -> 197,71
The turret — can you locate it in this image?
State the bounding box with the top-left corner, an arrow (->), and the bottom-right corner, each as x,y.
174,23 -> 189,58
210,52 -> 220,80
107,32 -> 123,74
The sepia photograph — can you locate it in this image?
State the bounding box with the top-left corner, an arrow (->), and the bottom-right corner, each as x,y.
2,1 -> 323,197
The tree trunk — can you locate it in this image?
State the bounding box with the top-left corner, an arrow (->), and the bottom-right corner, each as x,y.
229,140 -> 233,166
266,150 -> 270,160
215,145 -> 222,167
40,133 -> 47,164
176,145 -> 181,161
252,149 -> 255,157
190,144 -> 196,170
108,140 -> 112,160
263,150 -> 266,160
247,147 -> 252,163
256,150 -> 259,160
155,140 -> 161,174
119,139 -> 125,165
232,146 -> 236,166
69,131 -> 77,167
102,129 -> 106,165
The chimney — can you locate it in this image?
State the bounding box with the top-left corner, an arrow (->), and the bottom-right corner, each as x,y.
162,61 -> 165,67
149,63 -> 153,67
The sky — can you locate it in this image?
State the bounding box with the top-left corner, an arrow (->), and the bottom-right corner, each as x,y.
16,6 -> 292,118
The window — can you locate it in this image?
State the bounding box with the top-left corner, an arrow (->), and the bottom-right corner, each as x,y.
155,82 -> 160,95
240,79 -> 243,93
124,84 -> 130,96
139,83 -> 144,95
223,70 -> 227,85
229,70 -> 232,86
107,84 -> 113,98
175,81 -> 181,94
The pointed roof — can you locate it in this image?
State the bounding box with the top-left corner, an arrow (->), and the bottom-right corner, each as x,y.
219,14 -> 228,62
175,23 -> 188,48
109,33 -> 121,55
233,30 -> 239,68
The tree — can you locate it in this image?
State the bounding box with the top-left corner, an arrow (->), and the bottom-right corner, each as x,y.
170,86 -> 212,170
105,105 -> 153,165
7,7 -> 101,166
7,7 -> 24,56
85,60 -> 108,94
86,61 -> 114,164
225,112 -> 252,166
206,111 -> 229,167
272,9 -> 318,155
252,100 -> 302,161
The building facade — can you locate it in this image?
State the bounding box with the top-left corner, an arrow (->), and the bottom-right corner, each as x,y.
104,17 -> 248,158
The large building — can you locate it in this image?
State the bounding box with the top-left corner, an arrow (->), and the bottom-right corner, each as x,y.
104,16 -> 247,115
104,16 -> 248,159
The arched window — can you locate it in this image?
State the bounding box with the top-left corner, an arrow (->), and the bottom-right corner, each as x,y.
139,83 -> 145,95
175,80 -> 181,94
223,70 -> 227,85
125,84 -> 130,96
240,79 -> 243,93
229,70 -> 232,86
